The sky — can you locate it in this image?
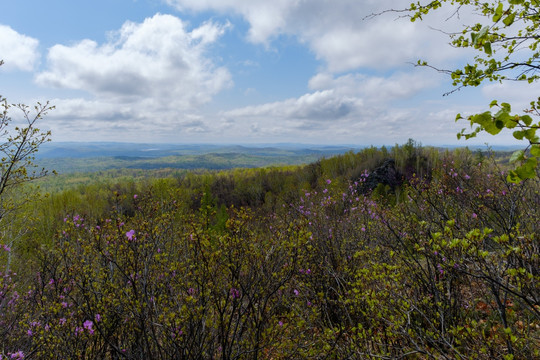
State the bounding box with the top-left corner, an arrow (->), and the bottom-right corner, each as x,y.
0,0 -> 535,146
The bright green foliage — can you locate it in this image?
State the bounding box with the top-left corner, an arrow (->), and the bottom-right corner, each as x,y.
1,144 -> 539,359
404,1 -> 540,181
0,95 -> 53,223
0,59 -> 53,274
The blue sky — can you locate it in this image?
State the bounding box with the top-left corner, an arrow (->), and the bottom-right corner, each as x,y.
0,0 -> 534,145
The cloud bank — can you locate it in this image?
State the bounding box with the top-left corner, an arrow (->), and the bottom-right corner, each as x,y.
0,25 -> 40,71
35,14 -> 232,140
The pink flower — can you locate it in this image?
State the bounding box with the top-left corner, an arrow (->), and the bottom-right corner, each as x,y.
9,351 -> 25,359
472,213 -> 478,219
83,320 -> 94,334
126,230 -> 136,241
133,194 -> 138,199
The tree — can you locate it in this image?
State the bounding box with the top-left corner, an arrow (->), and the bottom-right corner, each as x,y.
0,60 -> 53,269
380,1 -> 540,181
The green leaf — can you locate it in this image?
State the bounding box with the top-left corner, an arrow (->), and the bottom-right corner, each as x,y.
503,12 -> 516,26
513,130 -> 525,140
493,3 -> 504,22
509,150 -> 525,163
489,100 -> 498,107
471,111 -> 501,135
531,145 -> 540,157
524,128 -> 537,140
521,114 -> 533,126
507,170 -> 522,183
483,42 -> 492,55
473,26 -> 489,45
515,157 -> 538,179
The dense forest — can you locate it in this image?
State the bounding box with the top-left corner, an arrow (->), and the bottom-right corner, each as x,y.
1,141 -> 538,359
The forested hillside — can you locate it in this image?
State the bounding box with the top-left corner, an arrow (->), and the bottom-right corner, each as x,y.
1,143 -> 538,359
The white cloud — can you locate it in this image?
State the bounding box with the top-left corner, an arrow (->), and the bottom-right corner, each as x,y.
34,14 -> 234,141
0,25 -> 40,71
218,69 -> 456,144
482,81 -> 540,112
166,0 -> 468,72
37,14 -> 232,109
165,0 -> 294,43
308,71 -> 441,102
225,90 -> 360,121
46,97 -> 215,142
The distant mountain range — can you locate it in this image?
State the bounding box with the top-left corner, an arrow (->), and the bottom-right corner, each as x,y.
34,142 -> 365,174
36,142 -> 361,159
34,142 -> 520,175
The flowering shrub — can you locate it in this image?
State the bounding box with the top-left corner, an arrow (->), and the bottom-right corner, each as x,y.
0,151 -> 539,359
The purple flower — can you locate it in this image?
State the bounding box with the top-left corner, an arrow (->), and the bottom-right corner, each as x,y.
83,320 -> 94,334
293,289 -> 299,296
9,351 -> 25,359
326,179 -> 332,184
437,264 -> 444,275
126,230 -> 136,241
230,288 -> 240,299
95,314 -> 101,323
133,194 -> 138,199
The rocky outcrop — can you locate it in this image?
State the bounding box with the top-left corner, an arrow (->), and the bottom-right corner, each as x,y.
360,158 -> 402,193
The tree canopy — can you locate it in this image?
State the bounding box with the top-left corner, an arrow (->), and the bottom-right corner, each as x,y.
396,1 -> 540,181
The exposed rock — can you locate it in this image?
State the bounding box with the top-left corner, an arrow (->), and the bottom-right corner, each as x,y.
361,158 -> 402,193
